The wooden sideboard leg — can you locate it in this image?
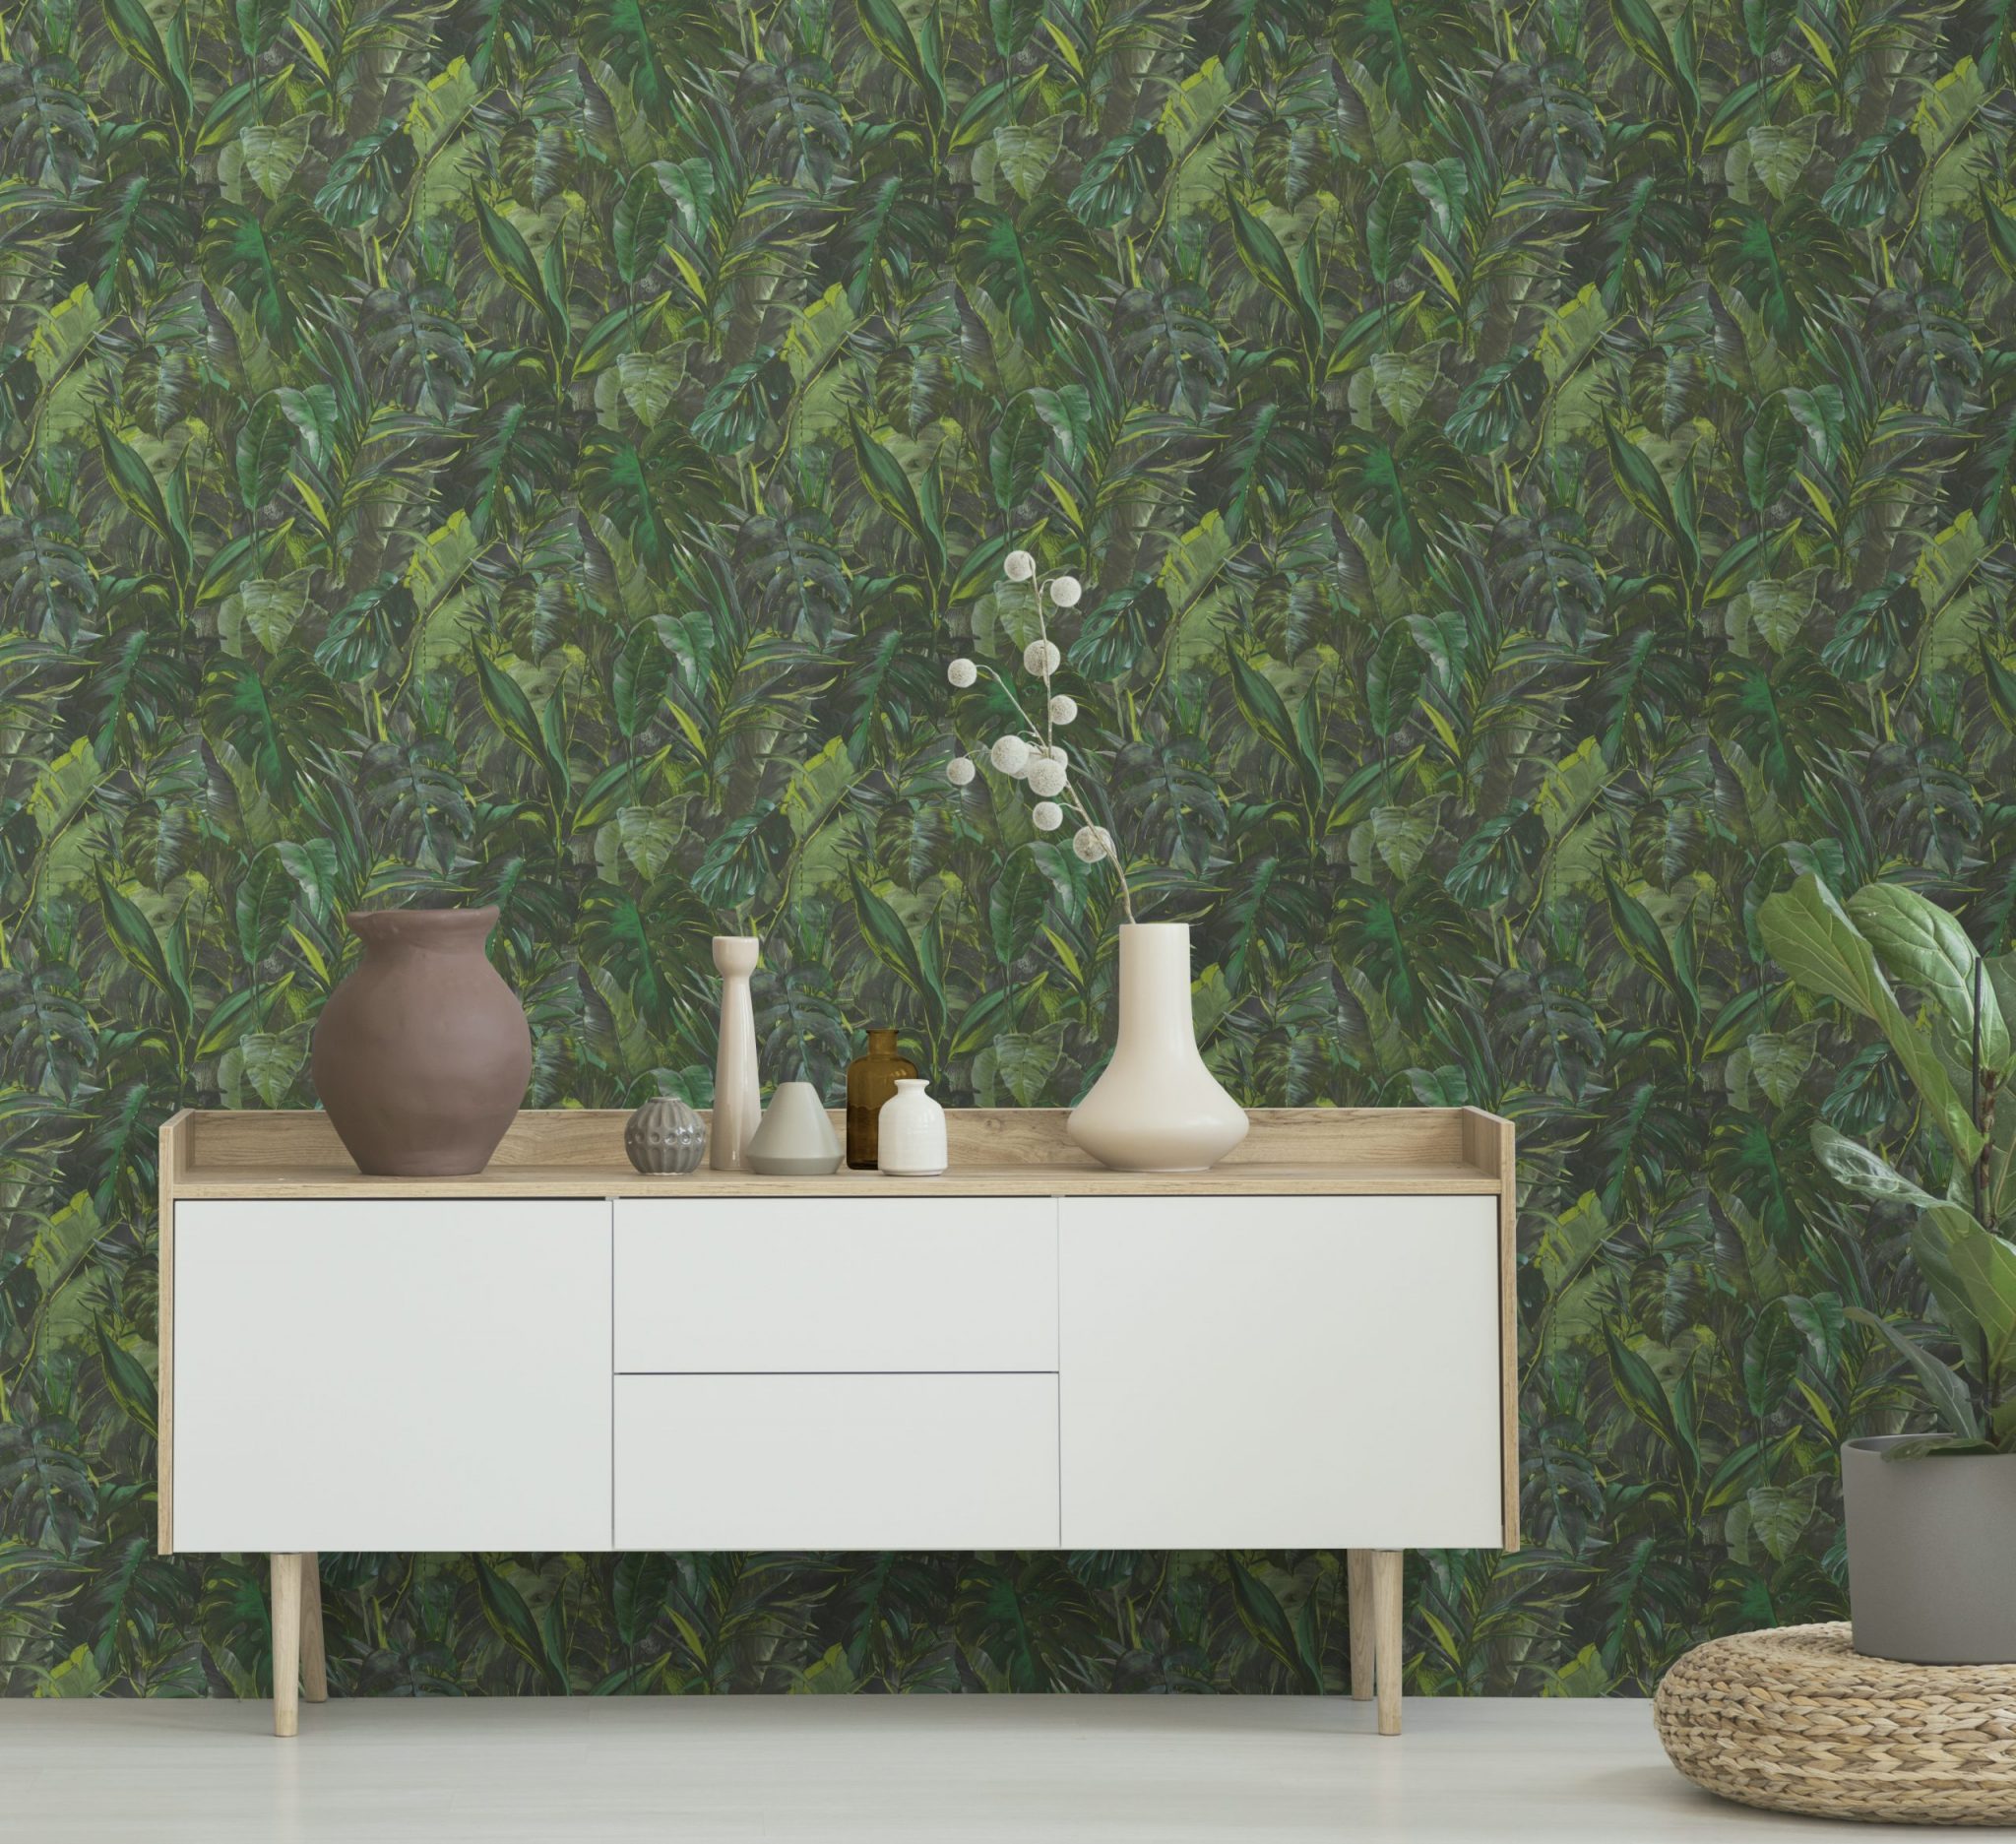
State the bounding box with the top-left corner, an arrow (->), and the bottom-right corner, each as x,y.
1371,1550 -> 1403,1737
271,1553 -> 302,1738
1347,1551 -> 1373,1702
299,1550 -> 328,1704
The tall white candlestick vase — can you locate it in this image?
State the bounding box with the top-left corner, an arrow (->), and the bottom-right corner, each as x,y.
1066,922 -> 1248,1173
710,935 -> 763,1172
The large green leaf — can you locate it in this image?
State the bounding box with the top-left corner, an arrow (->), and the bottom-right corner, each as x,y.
1939,1217 -> 2016,1368
579,428 -> 725,570
1607,0 -> 1698,124
472,189 -> 568,350
233,395 -> 295,513
1337,0 -> 1471,121
475,1558 -> 567,1691
850,419 -> 927,547
988,848 -> 1047,966
953,200 -> 1100,352
1604,418 -> 1682,554
1846,882 -> 2010,1077
578,0 -> 725,114
1604,1322 -> 1699,1484
1809,1123 -> 1936,1210
1228,1557 -> 1322,1691
988,395 -> 1046,511
1846,1307 -> 1981,1441
1067,120 -> 1166,227
850,870 -> 942,1027
611,169 -> 672,287
103,0 -> 191,118
314,123 -> 414,227
1227,192 -> 1319,351
94,415 -> 191,577
1742,395 -> 1801,511
1227,648 -> 1321,798
1604,867 -> 1696,1026
1366,168 -> 1427,285
1758,875 -> 1986,1163
474,652 -> 571,797
199,199 -> 348,351
1708,200 -> 1852,346
94,870 -> 191,1028
1333,427 -> 1471,575
1365,623 -> 1426,737
855,0 -> 945,119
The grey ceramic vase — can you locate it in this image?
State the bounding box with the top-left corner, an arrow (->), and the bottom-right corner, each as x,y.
1842,1435 -> 2016,1663
745,1081 -> 843,1176
311,908 -> 531,1176
624,1097 -> 705,1175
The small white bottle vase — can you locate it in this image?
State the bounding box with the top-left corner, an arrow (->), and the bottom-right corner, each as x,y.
1067,922 -> 1248,1173
710,935 -> 763,1172
877,1079 -> 947,1176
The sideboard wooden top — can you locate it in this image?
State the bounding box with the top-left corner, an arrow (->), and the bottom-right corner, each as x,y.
158,1106 -> 1513,1200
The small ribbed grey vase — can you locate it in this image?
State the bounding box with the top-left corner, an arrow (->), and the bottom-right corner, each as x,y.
624,1096 -> 705,1175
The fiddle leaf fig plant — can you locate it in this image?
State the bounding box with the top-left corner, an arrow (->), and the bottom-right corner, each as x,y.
1759,873 -> 2016,1454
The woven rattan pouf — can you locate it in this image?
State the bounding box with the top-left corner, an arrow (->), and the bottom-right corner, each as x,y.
1654,1622 -> 2016,1825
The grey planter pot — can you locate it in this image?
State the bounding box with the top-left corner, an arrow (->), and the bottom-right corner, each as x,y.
1842,1435 -> 2016,1664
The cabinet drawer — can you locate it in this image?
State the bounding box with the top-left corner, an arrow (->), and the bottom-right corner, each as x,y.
614,1373 -> 1059,1549
614,1198 -> 1056,1372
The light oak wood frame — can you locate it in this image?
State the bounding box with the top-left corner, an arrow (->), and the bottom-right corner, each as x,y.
158,1109 -> 191,1558
158,1105 -> 1519,1735
158,1105 -> 1505,1196
1462,1106 -> 1521,1552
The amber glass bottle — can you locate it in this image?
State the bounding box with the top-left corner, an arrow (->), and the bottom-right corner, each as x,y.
846,1029 -> 917,1169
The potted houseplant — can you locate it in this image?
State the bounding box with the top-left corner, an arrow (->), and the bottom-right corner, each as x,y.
939,548 -> 1247,1173
1758,872 -> 2016,1663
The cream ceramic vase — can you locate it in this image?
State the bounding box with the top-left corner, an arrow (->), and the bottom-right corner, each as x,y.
1067,922 -> 1248,1173
877,1078 -> 947,1176
710,935 -> 762,1172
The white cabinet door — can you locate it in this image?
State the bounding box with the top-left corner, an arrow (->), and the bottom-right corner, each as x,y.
1059,1196 -> 1503,1548
615,1373 -> 1059,1549
615,1198 -> 1056,1372
173,1199 -> 611,1552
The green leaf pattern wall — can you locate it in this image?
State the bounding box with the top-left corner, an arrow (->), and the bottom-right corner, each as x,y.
3,0 -> 2015,1697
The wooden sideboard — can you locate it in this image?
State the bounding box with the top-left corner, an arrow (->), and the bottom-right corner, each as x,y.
158,1106 -> 1517,1737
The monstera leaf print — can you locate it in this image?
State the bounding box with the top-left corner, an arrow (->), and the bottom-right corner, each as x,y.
0,0 -> 2012,1704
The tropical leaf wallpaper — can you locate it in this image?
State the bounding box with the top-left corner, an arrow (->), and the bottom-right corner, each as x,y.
3,0 -> 2016,1704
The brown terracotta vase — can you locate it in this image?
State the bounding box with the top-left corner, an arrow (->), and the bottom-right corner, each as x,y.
310,908 -> 531,1176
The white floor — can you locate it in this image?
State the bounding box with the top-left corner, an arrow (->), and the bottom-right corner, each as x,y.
1,1695 -> 1932,1841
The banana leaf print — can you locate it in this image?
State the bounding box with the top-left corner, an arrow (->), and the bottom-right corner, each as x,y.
2,0 -> 2015,1700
